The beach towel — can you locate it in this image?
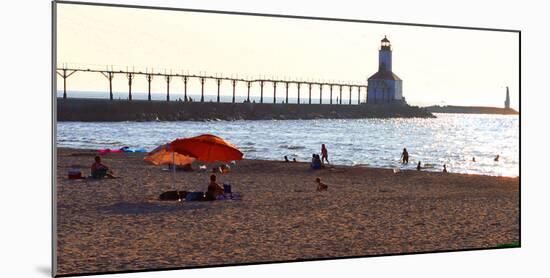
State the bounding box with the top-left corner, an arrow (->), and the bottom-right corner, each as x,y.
185,192 -> 205,201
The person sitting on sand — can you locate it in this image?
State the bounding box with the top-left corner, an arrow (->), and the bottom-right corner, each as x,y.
443,164 -> 448,173
91,156 -> 116,179
472,157 -> 476,162
401,148 -> 409,164
220,164 -> 230,174
292,158 -> 297,162
315,177 -> 328,191
311,154 -> 322,170
494,154 -> 500,162
321,144 -> 329,164
417,161 -> 422,171
205,174 -> 224,201
284,155 -> 290,162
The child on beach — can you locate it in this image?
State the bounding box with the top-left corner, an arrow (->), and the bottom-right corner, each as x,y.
91,156 -> 116,179
205,174 -> 224,201
315,177 -> 328,192
321,144 -> 329,164
443,164 -> 448,173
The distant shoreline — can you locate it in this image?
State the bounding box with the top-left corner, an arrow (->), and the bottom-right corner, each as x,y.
57,98 -> 435,122
424,105 -> 519,115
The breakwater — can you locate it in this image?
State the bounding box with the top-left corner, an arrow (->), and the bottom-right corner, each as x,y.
425,105 -> 519,115
57,98 -> 434,122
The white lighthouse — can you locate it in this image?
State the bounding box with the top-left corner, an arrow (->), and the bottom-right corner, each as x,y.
504,86 -> 511,109
367,36 -> 404,104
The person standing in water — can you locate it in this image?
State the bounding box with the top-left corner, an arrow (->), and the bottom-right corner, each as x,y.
321,144 -> 329,164
401,148 -> 409,164
417,161 -> 422,171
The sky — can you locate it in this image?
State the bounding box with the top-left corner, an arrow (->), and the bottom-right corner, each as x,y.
56,3 -> 520,109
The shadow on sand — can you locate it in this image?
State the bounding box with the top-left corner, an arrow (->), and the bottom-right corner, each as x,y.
101,201 -> 215,215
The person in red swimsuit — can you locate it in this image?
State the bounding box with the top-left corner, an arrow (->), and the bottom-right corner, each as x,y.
321,144 -> 329,164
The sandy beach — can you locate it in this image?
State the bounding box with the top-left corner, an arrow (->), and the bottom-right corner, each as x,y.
55,147 -> 519,276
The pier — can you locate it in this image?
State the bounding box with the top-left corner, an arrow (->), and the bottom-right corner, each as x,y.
55,66 -> 368,105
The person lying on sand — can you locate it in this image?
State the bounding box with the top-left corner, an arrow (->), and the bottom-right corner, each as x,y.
316,177 -> 328,191
205,174 -> 224,201
91,156 -> 116,179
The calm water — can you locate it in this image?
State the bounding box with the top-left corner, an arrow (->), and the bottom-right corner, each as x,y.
57,114 -> 519,177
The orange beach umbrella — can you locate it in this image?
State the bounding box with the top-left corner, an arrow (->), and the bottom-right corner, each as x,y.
169,134 -> 243,163
144,148 -> 195,166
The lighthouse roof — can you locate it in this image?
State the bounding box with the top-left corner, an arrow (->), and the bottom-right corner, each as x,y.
381,36 -> 390,43
368,70 -> 402,81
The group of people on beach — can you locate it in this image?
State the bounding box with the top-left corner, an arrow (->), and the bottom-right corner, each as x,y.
87,140 -> 503,200
400,148 -> 501,173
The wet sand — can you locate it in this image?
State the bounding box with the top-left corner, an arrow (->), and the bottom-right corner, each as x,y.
55,147 -> 519,275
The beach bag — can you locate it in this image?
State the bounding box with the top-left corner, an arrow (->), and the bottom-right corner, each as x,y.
186,192 -> 204,201
223,184 -> 233,198
68,169 -> 83,179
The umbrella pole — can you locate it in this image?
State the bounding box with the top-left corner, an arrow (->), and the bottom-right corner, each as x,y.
172,152 -> 179,201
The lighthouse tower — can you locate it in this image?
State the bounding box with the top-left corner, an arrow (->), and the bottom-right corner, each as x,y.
367,36 -> 403,104
504,86 -> 510,109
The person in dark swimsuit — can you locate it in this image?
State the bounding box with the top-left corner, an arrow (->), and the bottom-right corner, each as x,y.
91,156 -> 116,179
205,174 -> 224,201
401,148 -> 409,164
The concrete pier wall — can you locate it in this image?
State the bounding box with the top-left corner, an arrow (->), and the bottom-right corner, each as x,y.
57,98 -> 435,122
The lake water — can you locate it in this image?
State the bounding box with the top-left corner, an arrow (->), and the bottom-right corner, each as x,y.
56,113 -> 519,177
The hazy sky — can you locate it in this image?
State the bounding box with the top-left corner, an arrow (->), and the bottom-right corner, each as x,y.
56,3 -> 519,109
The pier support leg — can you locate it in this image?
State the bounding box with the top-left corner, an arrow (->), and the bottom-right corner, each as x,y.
56,69 -> 77,99
200,78 -> 205,102
349,86 -> 352,105
232,80 -> 236,103
308,83 -> 312,104
165,75 -> 171,101
127,73 -> 134,101
339,86 -> 343,104
319,84 -> 322,104
273,82 -> 277,104
101,71 -> 115,100
146,74 -> 152,101
247,82 -> 251,102
63,76 -> 66,99
217,79 -> 221,103
358,87 -> 361,104
108,72 -> 114,100
183,76 -> 188,102
285,82 -> 289,104
297,83 -> 301,104
260,81 -> 264,103
330,85 -> 333,104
